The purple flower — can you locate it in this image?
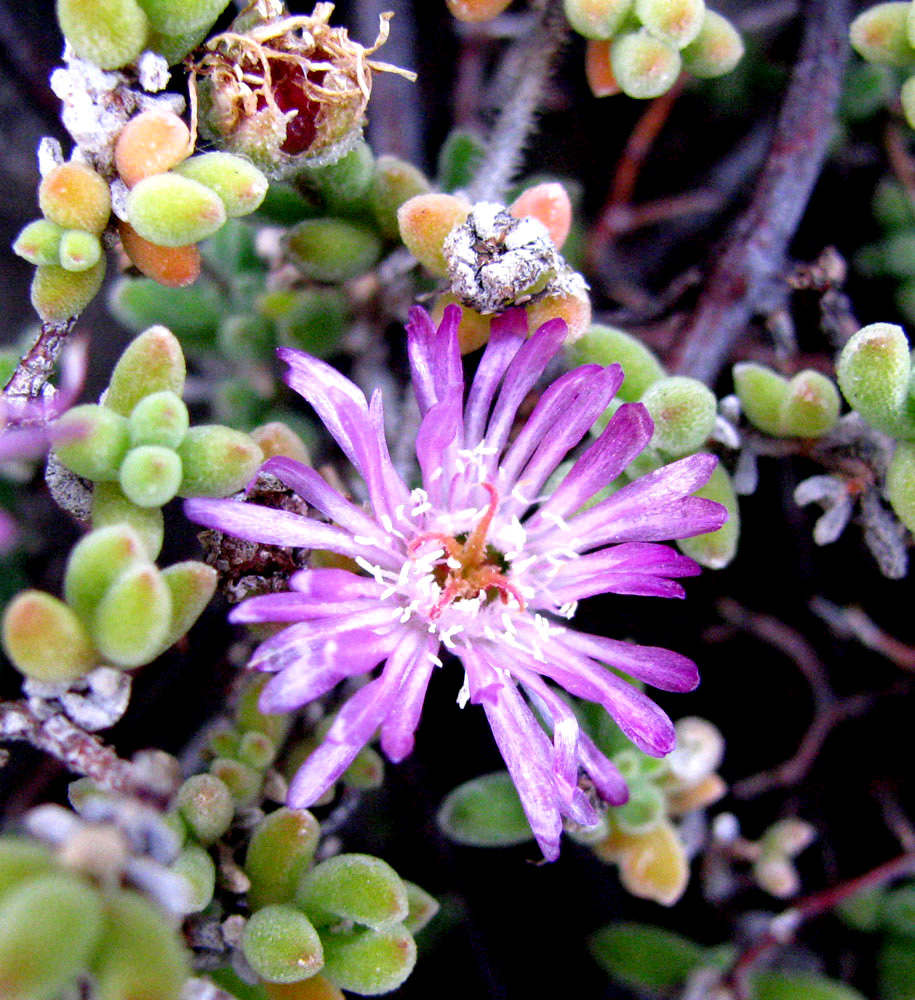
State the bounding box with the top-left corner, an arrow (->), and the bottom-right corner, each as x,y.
186,307 -> 726,860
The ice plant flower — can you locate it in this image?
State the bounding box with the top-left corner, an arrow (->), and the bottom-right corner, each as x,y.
185,306 -> 727,860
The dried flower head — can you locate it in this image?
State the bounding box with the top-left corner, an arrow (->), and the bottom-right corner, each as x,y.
192,1 -> 416,178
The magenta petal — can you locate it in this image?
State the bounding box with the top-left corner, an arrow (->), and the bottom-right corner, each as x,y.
557,630 -> 700,693
229,595 -> 381,624
547,573 -> 687,603
577,731 -> 629,805
288,568 -> 383,599
464,307 -> 528,446
380,638 -> 439,763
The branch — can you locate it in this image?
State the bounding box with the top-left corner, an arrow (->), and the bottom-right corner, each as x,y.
2,318 -> 77,403
671,0 -> 849,384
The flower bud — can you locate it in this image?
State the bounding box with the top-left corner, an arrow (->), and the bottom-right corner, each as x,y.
836,322 -> 913,438
446,0 -> 513,23
64,524 -> 148,623
676,463 -> 739,569
39,163 -> 111,234
127,174 -> 227,248
611,29 -> 682,98
298,855 -> 409,932
105,326 -> 186,418
245,807 -> 321,911
170,843 -> 216,913
90,562 -> 172,667
118,221 -> 201,289
370,156 -> 432,239
91,888 -> 190,1000
176,425 -> 262,497
437,770 -> 534,847
397,193 -> 470,277
614,780 -> 666,836
31,259 -> 106,322
887,440 -> 915,533
402,881 -> 439,935
297,141 -> 375,215
242,904 -> 324,984
0,872 -> 103,1000
250,422 -> 311,464
135,0 -> 229,34
159,560 -> 217,648
567,324 -> 665,402
13,219 -> 64,266
320,924 -> 416,995
118,445 -> 183,507
850,2 -> 915,67
0,838 -> 55,903
509,182 -> 572,249
91,482 -> 165,560
2,590 -> 97,682
59,230 -> 103,272
128,390 -> 189,449
586,39 -> 623,96
56,0 -> 148,69
285,218 -> 382,283
563,0 -> 633,40
115,110 -> 192,188
174,153 -> 268,217
210,757 -> 263,807
681,9 -> 744,78
635,0 -> 705,49
176,774 -> 234,845
640,376 -> 716,456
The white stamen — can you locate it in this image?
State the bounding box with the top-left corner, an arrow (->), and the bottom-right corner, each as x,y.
411,501 -> 432,516
380,514 -> 394,533
456,674 -> 470,709
429,653 -> 443,668
558,601 -> 579,619
501,612 -> 517,635
353,535 -> 376,546
446,557 -> 462,570
354,556 -> 389,585
542,511 -> 571,531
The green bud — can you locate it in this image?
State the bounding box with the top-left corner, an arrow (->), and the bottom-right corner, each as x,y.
64,523 -> 148,623
779,371 -> 841,438
13,219 -> 63,266
245,807 -> 321,911
109,277 -> 227,345
297,141 -> 376,215
53,404 -> 130,482
902,73 -> 915,130
635,0 -> 704,49
176,774 -> 234,845
0,872 -> 104,1000
298,855 -> 409,932
437,770 -> 534,847
640,376 -> 716,456
59,229 -> 102,272
170,843 -> 216,913
272,288 -> 348,358
91,563 -> 172,668
56,0 -> 148,69
236,674 -> 293,745
174,153 -> 269,218
210,757 -> 263,807
146,20 -> 211,64
341,746 -> 384,790
850,2 -> 915,68
242,904 -> 324,984
733,362 -> 786,435
31,259 -> 106,322
176,425 -> 263,497
436,129 -> 486,193
0,839 -> 55,904
369,155 -> 432,239
614,780 -> 666,835
611,29 -> 682,99
563,0 -> 633,40
567,324 -> 666,403
128,391 -> 189,449
91,482 -> 165,560
836,322 -> 913,437
681,8 -> 744,78
92,888 -> 190,1000
285,218 -> 382,283
118,444 -> 183,508
320,924 -> 416,996
217,313 -> 275,362
135,0 -> 229,34
238,730 -> 276,771
402,881 -> 439,936
2,590 -> 97,681
887,440 -> 915,533
126,174 -> 227,248
676,463 -> 739,569
105,326 -> 186,417
159,560 -> 217,649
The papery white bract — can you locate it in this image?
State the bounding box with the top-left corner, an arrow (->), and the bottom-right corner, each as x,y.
186,306 -> 726,860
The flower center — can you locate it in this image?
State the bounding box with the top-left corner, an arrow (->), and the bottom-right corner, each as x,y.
408,483 -> 525,619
